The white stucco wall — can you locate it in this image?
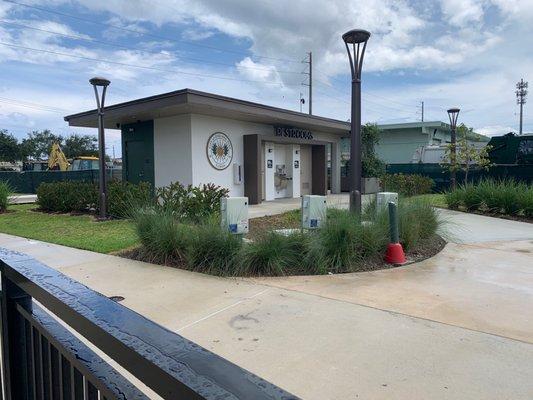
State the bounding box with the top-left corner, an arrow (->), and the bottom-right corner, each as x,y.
153,115 -> 193,187
152,112 -> 343,197
190,114 -> 273,197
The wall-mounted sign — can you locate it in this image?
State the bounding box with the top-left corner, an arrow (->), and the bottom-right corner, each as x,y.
267,159 -> 273,168
274,126 -> 314,140
294,160 -> 299,169
207,132 -> 233,170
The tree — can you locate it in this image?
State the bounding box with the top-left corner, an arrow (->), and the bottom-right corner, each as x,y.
361,123 -> 385,177
442,124 -> 492,185
0,130 -> 20,162
20,130 -> 63,160
62,134 -> 98,158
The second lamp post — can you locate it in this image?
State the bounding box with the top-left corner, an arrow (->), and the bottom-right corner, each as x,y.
343,29 -> 370,214
447,107 -> 460,191
90,77 -> 111,220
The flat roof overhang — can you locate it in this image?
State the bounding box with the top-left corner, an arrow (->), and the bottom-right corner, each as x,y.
64,88 -> 350,135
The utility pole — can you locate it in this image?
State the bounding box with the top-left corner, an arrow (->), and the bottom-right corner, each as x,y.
516,78 -> 528,135
301,52 -> 312,115
421,101 -> 424,122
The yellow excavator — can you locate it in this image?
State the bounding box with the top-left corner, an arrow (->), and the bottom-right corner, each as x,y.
47,142 -> 100,171
47,142 -> 70,171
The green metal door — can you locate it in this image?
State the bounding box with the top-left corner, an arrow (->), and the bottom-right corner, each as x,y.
125,141 -> 147,184
122,121 -> 154,186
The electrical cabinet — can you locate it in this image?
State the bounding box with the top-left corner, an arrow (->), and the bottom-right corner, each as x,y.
221,197 -> 249,234
376,192 -> 398,213
301,195 -> 326,229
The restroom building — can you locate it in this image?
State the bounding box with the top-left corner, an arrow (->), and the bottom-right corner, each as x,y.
65,89 -> 350,204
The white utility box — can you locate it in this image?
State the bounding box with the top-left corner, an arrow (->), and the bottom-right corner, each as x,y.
376,192 -> 398,213
301,195 -> 327,229
221,197 -> 249,234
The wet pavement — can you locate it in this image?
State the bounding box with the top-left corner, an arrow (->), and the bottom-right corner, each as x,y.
0,208 -> 532,399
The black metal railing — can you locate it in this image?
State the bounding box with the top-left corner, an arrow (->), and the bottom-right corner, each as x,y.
0,248 -> 298,399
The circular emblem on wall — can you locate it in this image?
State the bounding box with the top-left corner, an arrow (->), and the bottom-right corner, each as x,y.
206,132 -> 233,170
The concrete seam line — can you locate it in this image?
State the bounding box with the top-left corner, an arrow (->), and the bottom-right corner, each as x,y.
176,288 -> 270,332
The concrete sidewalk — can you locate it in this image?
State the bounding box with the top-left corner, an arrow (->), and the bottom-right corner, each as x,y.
0,231 -> 532,399
8,194 -> 37,204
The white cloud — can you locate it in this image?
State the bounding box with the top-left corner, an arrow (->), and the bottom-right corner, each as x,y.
476,125 -> 516,137
440,0 -> 485,26
181,28 -> 214,41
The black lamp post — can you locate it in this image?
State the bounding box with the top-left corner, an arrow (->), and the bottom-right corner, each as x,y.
90,76 -> 111,220
447,107 -> 460,191
343,29 -> 370,214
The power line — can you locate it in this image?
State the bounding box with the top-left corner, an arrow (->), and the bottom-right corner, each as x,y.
0,20 -> 304,75
314,68 -> 419,108
3,0 -> 302,64
0,96 -> 73,113
0,41 -> 303,87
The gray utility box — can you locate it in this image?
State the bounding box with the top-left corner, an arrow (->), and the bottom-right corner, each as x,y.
220,197 -> 249,234
376,192 -> 398,213
301,195 -> 327,229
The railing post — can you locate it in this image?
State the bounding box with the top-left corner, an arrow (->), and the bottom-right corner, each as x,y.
1,272 -> 33,400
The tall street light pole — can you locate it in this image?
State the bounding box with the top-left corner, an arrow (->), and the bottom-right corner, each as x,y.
343,29 -> 370,214
447,107 -> 460,191
90,77 -> 111,220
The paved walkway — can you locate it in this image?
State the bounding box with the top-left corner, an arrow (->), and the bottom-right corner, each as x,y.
8,194 -> 37,204
249,193 -> 375,218
0,208 -> 532,399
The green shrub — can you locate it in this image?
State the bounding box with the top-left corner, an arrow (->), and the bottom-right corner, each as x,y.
107,181 -> 153,218
0,180 -> 12,212
382,173 -> 434,196
186,222 -> 243,275
237,231 -> 311,276
156,182 -> 229,222
37,180 -> 152,217
397,198 -> 440,250
133,199 -> 441,277
133,208 -> 190,263
309,210 -> 389,273
37,181 -> 97,212
444,179 -> 533,217
461,184 -> 482,211
518,187 -> 533,218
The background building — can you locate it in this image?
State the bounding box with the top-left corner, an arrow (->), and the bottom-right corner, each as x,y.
341,121 -> 489,164
65,89 -> 348,204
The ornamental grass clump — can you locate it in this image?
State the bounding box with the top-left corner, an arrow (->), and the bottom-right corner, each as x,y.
236,231 -> 311,276
133,208 -> 190,264
186,221 -> 243,276
397,198 -> 440,250
444,178 -> 532,217
0,180 -> 12,212
309,209 -> 389,273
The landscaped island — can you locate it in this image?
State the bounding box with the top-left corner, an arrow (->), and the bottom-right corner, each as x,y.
0,180 -> 445,276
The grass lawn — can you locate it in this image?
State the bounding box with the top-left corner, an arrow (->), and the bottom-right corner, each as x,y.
413,193 -> 447,208
0,204 -> 138,254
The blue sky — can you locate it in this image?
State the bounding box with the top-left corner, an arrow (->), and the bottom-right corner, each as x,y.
0,0 -> 532,155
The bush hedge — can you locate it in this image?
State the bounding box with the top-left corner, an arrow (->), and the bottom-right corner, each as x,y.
36,180 -> 224,220
0,180 -> 12,212
445,179 -> 533,217
37,181 -> 97,213
133,197 -> 442,276
382,173 -> 435,196
156,182 -> 229,222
